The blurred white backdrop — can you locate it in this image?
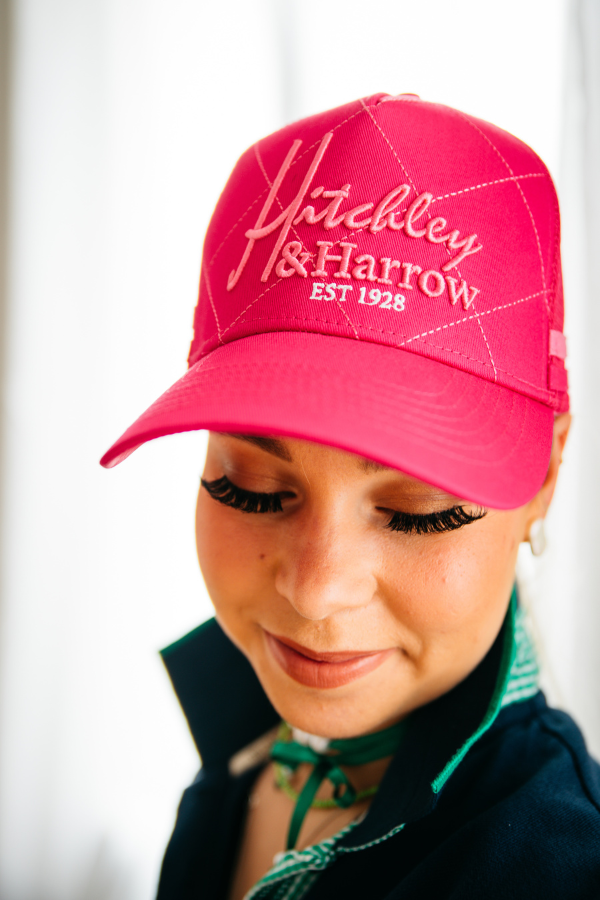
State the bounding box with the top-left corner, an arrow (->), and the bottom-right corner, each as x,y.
1,0 -> 599,898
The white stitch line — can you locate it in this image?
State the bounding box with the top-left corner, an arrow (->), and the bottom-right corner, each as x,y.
439,219 -> 497,380
181,312 -> 555,398
218,276 -> 285,341
432,172 -> 545,203
235,288 -> 545,352
360,99 -> 419,194
401,337 -> 546,388
361,100 -> 497,377
207,104 -> 369,271
202,227 -> 370,352
397,290 -> 546,346
232,226 -> 371,341
203,269 -> 222,345
455,111 -> 550,316
207,186 -> 270,272
331,295 -> 360,340
254,143 -> 311,256
203,106 -> 547,380
448,260 -> 497,380
313,229 -> 369,341
237,295 -> 357,339
242,289 -> 546,367
454,268 -> 497,381
471,302 -> 497,381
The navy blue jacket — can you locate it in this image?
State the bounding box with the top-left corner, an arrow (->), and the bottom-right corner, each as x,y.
156,609 -> 600,899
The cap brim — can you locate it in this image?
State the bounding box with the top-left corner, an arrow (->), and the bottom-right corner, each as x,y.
100,332 -> 553,509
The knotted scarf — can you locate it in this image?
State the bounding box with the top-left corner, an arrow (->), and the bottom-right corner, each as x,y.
270,720 -> 406,849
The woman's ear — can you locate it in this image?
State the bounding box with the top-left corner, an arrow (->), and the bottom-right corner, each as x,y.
524,413 -> 571,540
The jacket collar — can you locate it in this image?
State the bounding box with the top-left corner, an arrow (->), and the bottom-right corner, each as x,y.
161,588 -> 537,845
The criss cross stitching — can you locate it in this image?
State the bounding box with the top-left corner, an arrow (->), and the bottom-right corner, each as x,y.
210,225 -> 376,350
215,227 -> 371,347
200,100 -> 551,365
254,143 -> 311,260
233,289 -> 544,362
235,226 -> 368,342
360,100 -> 498,380
431,172 -> 546,203
251,144 -> 360,341
206,104 -> 370,272
396,290 -> 547,348
198,275 -> 285,354
199,103 -> 376,352
454,111 -> 550,317
445,253 -> 497,381
203,268 -> 222,345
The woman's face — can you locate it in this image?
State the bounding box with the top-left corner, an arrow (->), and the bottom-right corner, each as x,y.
196,422 -> 568,739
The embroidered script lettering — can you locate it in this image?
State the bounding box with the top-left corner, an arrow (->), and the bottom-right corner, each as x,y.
227,136 -> 482,311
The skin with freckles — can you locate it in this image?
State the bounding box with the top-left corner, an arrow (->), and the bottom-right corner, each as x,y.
195,417 -> 570,898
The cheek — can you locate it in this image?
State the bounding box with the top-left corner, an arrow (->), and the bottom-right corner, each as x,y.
195,491 -> 274,640
380,514 -> 522,642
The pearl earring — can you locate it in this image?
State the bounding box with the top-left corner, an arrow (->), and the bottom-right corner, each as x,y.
528,518 -> 546,556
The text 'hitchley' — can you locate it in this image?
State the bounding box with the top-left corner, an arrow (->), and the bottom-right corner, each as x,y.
226,132 -> 482,310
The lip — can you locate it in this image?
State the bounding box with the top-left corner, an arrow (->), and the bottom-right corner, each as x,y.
264,631 -> 394,689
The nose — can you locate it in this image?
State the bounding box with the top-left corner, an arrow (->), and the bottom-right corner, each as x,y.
274,511 -> 377,621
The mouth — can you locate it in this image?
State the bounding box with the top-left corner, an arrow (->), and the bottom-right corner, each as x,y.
264,631 -> 394,689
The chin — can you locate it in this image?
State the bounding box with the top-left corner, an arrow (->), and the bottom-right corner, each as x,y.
255,658 -> 409,739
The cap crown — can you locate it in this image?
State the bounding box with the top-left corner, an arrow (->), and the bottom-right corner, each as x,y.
189,94 -> 568,411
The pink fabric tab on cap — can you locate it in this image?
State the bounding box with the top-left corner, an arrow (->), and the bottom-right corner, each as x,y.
549,330 -> 567,360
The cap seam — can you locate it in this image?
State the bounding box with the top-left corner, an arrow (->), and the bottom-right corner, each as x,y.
362,99 -> 497,379
430,172 -> 547,203
226,287 -> 545,358
254,142 -> 310,260
198,282 -> 547,363
202,268 -> 223,345
212,317 -> 554,401
397,290 -> 547,346
453,110 -> 550,318
205,225 -> 376,353
199,114 -> 554,367
206,100 -> 376,273
252,141 -> 360,342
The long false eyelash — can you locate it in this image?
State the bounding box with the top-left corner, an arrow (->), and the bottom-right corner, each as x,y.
386,506 -> 487,535
201,475 -> 486,532
201,475 -> 284,514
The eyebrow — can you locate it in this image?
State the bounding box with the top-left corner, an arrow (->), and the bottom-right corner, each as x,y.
359,457 -> 391,473
227,433 -> 391,472
227,434 -> 293,462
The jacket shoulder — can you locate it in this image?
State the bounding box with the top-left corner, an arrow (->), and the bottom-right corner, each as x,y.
436,699 -> 600,895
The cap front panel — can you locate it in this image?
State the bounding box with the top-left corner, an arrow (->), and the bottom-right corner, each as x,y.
190,95 -> 564,412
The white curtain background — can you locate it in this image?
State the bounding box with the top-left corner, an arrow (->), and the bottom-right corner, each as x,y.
518,0 -> 600,773
0,1 -> 597,898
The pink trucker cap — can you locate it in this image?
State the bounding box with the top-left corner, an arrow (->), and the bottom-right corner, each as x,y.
101,93 -> 569,509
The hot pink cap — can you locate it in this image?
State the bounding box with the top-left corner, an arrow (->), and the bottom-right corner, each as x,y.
100,93 -> 569,509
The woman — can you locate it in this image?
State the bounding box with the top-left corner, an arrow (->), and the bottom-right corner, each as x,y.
101,94 -> 600,899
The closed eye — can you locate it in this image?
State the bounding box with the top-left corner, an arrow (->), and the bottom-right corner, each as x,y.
385,506 -> 487,535
201,475 -> 487,532
201,475 -> 291,514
